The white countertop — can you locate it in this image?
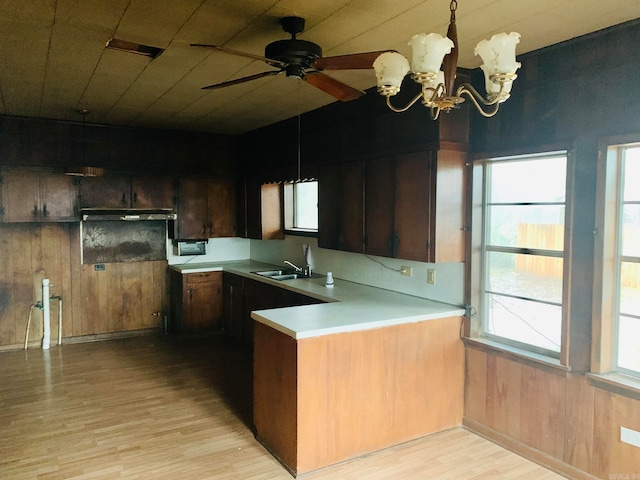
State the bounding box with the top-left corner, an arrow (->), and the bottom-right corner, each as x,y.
169,261 -> 465,339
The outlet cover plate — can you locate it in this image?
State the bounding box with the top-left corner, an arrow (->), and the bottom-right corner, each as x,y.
400,266 -> 412,277
621,426 -> 640,448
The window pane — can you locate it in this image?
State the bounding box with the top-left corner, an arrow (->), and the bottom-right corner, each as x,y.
618,315 -> 640,372
622,205 -> 640,257
294,181 -> 318,230
485,293 -> 562,352
488,205 -> 565,249
486,252 -> 563,303
489,156 -> 566,203
620,261 -> 640,316
623,148 -> 640,201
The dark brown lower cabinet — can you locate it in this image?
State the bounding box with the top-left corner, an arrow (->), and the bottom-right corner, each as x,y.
170,270 -> 223,334
222,273 -> 323,347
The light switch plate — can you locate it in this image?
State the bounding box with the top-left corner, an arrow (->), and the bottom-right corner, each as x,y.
427,269 -> 436,285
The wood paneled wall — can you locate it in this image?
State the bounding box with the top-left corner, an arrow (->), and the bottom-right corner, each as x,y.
0,223 -> 168,349
465,344 -> 640,479
0,115 -> 238,175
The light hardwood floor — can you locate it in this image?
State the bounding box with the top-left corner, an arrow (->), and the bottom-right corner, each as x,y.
0,335 -> 566,479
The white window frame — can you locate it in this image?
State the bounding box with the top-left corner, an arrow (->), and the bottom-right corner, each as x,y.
284,180 -> 318,234
592,141 -> 640,378
470,151 -> 572,360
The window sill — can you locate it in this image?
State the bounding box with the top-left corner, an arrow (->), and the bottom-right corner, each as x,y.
284,229 -> 317,238
463,337 -> 570,376
587,372 -> 640,401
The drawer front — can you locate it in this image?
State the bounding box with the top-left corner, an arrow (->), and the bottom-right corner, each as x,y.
186,271 -> 221,284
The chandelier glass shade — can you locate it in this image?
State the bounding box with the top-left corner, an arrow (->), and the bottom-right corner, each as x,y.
373,0 -> 521,119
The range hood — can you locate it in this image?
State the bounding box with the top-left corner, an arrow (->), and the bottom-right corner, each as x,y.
81,208 -> 177,221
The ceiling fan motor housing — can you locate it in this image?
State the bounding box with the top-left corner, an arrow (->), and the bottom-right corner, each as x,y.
265,39 -> 322,78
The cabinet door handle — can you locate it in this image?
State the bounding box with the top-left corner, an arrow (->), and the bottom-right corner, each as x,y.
208,223 -> 213,236
43,204 -> 48,216
121,193 -> 127,205
133,192 -> 138,205
33,205 -> 38,216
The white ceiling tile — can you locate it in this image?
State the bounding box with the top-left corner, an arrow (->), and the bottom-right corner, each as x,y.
0,0 -> 637,133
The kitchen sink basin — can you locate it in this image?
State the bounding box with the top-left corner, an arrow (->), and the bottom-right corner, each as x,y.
252,269 -> 299,281
252,269 -> 320,281
253,269 -> 290,277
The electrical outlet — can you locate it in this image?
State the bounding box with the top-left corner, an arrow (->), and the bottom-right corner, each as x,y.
621,426 -> 640,448
427,268 -> 436,285
94,263 -> 106,271
400,266 -> 412,277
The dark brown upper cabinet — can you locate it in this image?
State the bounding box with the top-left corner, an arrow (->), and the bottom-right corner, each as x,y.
364,148 -> 465,263
0,169 -> 79,222
318,161 -> 364,253
316,146 -> 465,263
243,178 -> 284,240
80,175 -> 174,210
176,177 -> 237,239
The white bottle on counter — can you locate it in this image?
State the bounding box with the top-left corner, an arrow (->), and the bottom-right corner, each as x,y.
325,271 -> 334,288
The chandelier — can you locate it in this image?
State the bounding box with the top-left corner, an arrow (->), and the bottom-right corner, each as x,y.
372,0 -> 521,119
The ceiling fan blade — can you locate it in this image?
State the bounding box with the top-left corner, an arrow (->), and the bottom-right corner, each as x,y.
312,51 -> 395,70
190,43 -> 287,68
303,72 -> 365,102
202,70 -> 282,90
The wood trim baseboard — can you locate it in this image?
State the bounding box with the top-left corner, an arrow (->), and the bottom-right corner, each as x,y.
463,417 -> 599,480
61,328 -> 164,345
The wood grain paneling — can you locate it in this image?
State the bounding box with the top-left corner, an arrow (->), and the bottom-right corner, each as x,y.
253,321 -> 298,471
255,316 -> 464,475
464,344 -> 640,479
0,224 -> 167,349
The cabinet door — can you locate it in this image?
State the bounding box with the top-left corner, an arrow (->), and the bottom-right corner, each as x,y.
430,149 -> 465,263
0,171 -> 39,221
223,272 -> 244,342
177,178 -> 209,239
364,156 -> 396,257
207,178 -> 236,237
80,175 -> 131,208
185,272 -> 223,333
318,162 -> 364,252
394,152 -> 432,262
244,179 -> 284,240
131,176 -> 174,209
40,174 -> 78,221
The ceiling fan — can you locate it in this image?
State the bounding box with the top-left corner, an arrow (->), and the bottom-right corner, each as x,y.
191,16 -> 392,102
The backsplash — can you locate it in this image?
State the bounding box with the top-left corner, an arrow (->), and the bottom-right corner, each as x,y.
167,237 -> 250,265
250,236 -> 465,306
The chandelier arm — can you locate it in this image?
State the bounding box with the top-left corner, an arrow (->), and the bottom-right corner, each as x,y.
385,91 -> 424,113
456,84 -> 501,118
456,83 -> 503,106
430,106 -> 442,120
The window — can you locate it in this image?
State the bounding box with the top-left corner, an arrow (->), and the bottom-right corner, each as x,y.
604,144 -> 640,376
284,180 -> 318,233
476,152 -> 568,356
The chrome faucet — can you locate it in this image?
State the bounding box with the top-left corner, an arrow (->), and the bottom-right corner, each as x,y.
284,260 -> 302,272
284,260 -> 312,277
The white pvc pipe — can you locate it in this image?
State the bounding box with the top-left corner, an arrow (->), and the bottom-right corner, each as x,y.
42,279 -> 51,350
57,298 -> 62,346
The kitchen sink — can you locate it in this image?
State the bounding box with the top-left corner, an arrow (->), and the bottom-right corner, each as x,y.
252,269 -> 321,281
252,269 -> 299,281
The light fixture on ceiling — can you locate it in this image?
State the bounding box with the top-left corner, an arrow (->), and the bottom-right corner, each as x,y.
372,0 -> 521,119
65,110 -> 105,177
